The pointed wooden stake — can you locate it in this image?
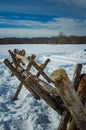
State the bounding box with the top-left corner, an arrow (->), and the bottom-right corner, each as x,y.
12,83 -> 23,101
72,63 -> 82,91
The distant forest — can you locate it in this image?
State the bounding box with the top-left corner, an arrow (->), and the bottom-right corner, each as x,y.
0,35 -> 86,44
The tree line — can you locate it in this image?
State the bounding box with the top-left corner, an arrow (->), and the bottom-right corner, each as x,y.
0,35 -> 86,44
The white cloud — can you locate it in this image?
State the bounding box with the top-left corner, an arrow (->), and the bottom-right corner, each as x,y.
0,28 -> 59,38
0,18 -> 86,37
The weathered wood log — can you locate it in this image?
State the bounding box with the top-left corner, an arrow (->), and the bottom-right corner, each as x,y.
9,50 -> 23,99
16,54 -> 51,82
13,54 -> 38,100
8,49 -> 24,68
67,64 -> 84,130
4,59 -> 40,99
77,74 -> 86,106
11,54 -> 36,100
32,61 -> 51,83
26,54 -> 36,71
67,119 -> 79,130
57,63 -> 82,130
8,50 -> 19,67
50,69 -> 86,130
16,54 -> 30,61
72,63 -> 82,91
4,59 -> 64,114
13,84 -> 23,101
12,83 -> 23,100
36,58 -> 50,77
12,54 -> 50,100
13,58 -> 50,100
8,50 -> 21,77
27,76 -> 64,114
16,54 -> 43,67
66,63 -> 82,130
13,49 -> 25,56
67,65 -> 86,130
36,78 -> 57,95
58,111 -> 70,130
13,73 -> 57,101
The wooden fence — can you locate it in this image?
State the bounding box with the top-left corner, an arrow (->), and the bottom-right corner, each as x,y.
4,49 -> 86,130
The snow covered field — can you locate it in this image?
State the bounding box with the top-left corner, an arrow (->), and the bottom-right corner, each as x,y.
0,44 -> 86,130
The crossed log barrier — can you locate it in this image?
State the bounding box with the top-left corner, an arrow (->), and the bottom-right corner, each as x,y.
4,49 -> 86,130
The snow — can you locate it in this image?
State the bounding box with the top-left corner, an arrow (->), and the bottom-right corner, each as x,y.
0,44 -> 86,130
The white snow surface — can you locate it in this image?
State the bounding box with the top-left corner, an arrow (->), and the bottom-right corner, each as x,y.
0,44 -> 86,130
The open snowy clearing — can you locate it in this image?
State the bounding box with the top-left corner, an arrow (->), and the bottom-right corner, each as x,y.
0,44 -> 86,130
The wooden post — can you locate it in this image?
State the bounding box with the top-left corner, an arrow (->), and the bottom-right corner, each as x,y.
77,74 -> 86,106
36,58 -> 50,77
8,50 -> 20,67
67,119 -> 78,130
72,63 -> 82,91
12,83 -> 23,100
58,111 -> 70,130
50,69 -> 86,130
57,63 -> 82,130
66,63 -> 83,130
32,61 -> 51,83
8,50 -> 24,100
26,54 -> 36,71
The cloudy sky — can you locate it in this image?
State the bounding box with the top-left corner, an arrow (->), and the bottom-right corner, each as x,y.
0,0 -> 86,37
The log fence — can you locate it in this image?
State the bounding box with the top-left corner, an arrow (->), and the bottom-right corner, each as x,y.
4,49 -> 86,130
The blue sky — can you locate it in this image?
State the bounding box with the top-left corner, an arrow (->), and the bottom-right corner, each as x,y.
0,0 -> 86,37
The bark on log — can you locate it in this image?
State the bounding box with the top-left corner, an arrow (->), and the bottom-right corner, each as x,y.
12,54 -> 37,100
16,54 -> 42,67
77,74 -> 86,106
9,50 -> 25,66
26,54 -> 36,71
66,63 -> 82,130
36,58 -> 50,77
13,59 -> 50,101
58,111 -> 70,130
27,76 -> 64,114
9,50 -> 24,100
72,63 -> 82,91
8,50 -> 21,67
4,59 -> 64,115
32,61 -> 51,83
50,69 -> 86,130
12,83 -> 23,100
16,54 -> 30,61
13,53 -> 37,99
15,54 -> 51,83
58,63 -> 82,130
67,119 -> 79,130
36,78 -> 58,95
4,59 -> 40,99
